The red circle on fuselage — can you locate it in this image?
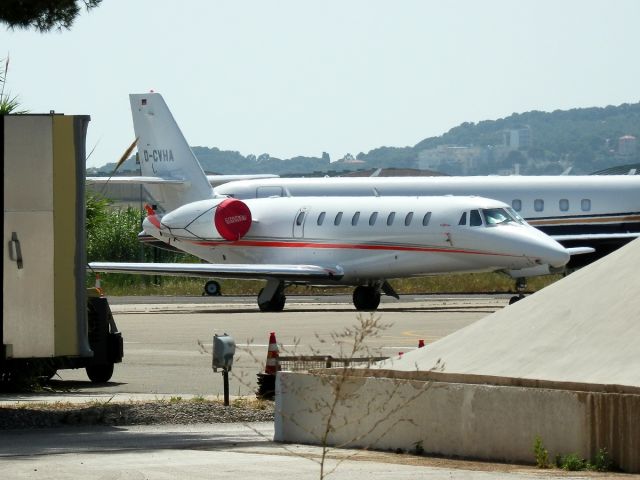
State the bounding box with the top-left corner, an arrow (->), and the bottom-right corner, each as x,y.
214,198 -> 252,241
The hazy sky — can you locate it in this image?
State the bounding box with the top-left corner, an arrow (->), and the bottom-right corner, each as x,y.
3,0 -> 639,167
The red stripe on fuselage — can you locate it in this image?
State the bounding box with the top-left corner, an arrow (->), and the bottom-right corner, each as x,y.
189,239 -> 517,257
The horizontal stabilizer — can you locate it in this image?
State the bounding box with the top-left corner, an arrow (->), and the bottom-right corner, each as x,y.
88,262 -> 343,282
86,176 -> 185,185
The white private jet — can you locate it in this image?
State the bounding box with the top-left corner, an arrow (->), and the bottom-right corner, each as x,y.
88,93 -> 578,311
216,176 -> 640,271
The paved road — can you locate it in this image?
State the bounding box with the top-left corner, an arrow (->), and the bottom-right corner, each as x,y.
0,423 -> 610,480
52,294 -> 506,396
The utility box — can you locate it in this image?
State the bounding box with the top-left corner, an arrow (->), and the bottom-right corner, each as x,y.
2,114 -> 92,361
212,333 -> 235,371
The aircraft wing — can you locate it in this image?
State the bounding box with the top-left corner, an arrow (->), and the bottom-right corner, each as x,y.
88,262 -> 344,282
552,232 -> 640,242
86,176 -> 185,185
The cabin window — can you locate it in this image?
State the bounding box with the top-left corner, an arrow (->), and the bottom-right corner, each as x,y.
458,212 -> 467,225
559,199 -> 569,212
387,212 -> 396,226
581,199 -> 591,212
512,199 -> 522,212
334,212 -> 343,226
422,212 -> 432,226
369,212 -> 378,226
470,209 -> 483,227
352,212 -> 360,226
404,212 -> 414,226
534,199 -> 544,212
295,211 -> 305,226
317,211 -> 326,226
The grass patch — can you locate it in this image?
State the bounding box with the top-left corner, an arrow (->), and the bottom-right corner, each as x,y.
556,453 -> 587,471
533,436 -> 550,468
92,272 -> 562,297
591,448 -> 614,472
555,449 -> 614,472
231,397 -> 271,410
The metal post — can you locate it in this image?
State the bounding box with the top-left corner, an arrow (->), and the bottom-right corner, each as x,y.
223,368 -> 230,406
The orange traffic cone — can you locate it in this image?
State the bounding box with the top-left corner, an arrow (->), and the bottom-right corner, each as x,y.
264,332 -> 281,375
418,339 -> 425,348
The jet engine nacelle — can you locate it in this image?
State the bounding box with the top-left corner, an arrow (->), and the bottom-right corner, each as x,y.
213,198 -> 252,240
157,198 -> 252,241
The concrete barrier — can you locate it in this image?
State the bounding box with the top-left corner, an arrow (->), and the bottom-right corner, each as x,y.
275,372 -> 640,472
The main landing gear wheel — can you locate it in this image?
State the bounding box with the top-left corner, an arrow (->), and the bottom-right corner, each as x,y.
203,280 -> 221,296
258,288 -> 286,312
353,286 -> 381,311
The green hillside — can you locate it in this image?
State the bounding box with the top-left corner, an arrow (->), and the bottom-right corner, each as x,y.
406,102 -> 640,174
89,102 -> 640,176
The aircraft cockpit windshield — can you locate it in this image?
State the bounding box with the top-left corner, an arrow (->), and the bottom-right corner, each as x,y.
482,207 -> 524,226
506,207 -> 525,224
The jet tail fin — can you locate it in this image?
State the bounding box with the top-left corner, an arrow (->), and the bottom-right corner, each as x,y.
129,93 -> 214,212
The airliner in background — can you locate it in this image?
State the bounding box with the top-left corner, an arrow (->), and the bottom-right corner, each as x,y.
88,93 -> 582,311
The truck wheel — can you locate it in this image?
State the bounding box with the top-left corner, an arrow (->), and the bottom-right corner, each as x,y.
86,363 -> 114,383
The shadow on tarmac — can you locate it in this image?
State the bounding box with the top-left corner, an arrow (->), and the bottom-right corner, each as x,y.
0,424 -> 274,457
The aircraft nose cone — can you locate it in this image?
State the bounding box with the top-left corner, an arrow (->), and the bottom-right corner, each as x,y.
534,235 -> 570,268
544,243 -> 570,268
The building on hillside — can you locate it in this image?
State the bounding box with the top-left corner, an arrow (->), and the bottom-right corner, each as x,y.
503,126 -> 531,149
618,135 -> 637,156
417,145 -> 487,175
333,153 -> 366,166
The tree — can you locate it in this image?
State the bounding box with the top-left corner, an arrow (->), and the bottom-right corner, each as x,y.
1,0 -> 102,33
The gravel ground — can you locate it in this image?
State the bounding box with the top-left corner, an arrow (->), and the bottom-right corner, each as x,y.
0,400 -> 274,430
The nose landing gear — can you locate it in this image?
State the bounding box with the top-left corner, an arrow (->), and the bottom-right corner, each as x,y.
509,277 -> 527,305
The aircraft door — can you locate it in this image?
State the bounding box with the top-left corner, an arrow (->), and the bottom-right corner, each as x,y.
293,207 -> 309,238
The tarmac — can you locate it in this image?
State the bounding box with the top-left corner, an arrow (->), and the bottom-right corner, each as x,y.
0,414 -> 626,479
3,291 -> 636,478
